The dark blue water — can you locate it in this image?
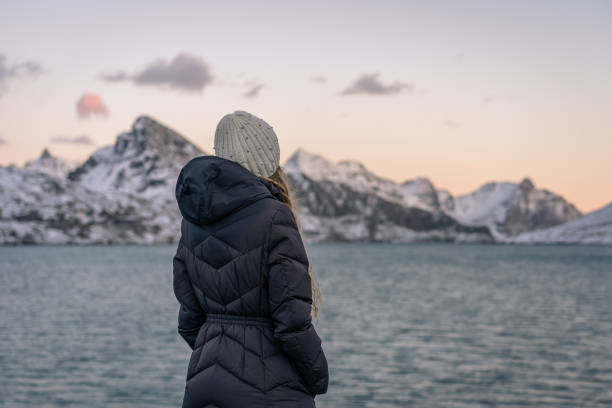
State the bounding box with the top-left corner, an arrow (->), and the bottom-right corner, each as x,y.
1,244 -> 611,407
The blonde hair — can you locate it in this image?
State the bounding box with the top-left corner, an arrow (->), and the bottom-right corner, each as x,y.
263,166 -> 323,318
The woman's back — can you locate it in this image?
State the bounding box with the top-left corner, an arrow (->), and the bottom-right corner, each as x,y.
173,155 -> 329,408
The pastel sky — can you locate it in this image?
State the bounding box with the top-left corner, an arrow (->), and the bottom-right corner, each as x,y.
0,0 -> 610,212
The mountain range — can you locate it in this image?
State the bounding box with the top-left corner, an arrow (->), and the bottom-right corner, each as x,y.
1,116 -> 609,245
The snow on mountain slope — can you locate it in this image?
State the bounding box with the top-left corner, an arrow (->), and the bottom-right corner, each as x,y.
285,148 -> 405,204
0,166 -> 170,244
513,203 -> 612,244
400,178 -> 441,210
24,148 -> 79,178
440,178 -> 582,238
1,116 -> 206,244
436,189 -> 455,212
1,119 -> 602,244
283,148 -> 492,242
284,149 -> 585,241
443,182 -> 517,226
284,148 -> 440,212
68,116 -> 204,198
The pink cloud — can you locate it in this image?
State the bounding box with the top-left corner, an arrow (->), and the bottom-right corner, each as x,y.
76,93 -> 108,119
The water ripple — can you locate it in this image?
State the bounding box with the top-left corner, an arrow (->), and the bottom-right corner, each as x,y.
1,244 -> 611,407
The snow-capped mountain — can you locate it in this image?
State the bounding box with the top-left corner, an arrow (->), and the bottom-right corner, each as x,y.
400,178 -> 441,211
0,116 -> 607,244
68,115 -> 202,197
24,148 -> 79,178
284,148 -> 406,206
284,149 -> 492,242
282,149 -> 588,242
440,178 -> 582,239
284,149 -> 441,212
1,116 -> 204,244
513,203 -> 612,245
0,165 -> 166,244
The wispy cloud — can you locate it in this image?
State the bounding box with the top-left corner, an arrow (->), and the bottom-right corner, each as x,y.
99,71 -> 129,82
312,75 -> 326,84
76,93 -> 109,119
483,95 -> 496,104
442,120 -> 462,128
0,136 -> 7,145
50,134 -> 95,145
244,82 -> 264,99
0,54 -> 45,97
100,53 -> 213,93
340,73 -> 413,96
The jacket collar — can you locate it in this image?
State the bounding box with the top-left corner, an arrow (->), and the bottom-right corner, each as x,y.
259,178 -> 283,202
175,155 -> 281,225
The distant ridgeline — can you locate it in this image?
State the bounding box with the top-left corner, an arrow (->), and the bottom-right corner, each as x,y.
1,116 -> 609,244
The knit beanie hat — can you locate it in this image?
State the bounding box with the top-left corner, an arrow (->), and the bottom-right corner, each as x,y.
213,110 -> 280,178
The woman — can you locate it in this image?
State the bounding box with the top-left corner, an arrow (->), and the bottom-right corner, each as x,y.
173,110 -> 329,408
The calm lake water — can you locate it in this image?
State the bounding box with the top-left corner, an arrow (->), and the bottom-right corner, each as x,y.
1,244 -> 611,407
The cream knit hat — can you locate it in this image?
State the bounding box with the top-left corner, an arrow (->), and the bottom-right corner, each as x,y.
213,110 -> 280,178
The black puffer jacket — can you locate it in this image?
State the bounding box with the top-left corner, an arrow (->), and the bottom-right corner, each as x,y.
173,155 -> 329,408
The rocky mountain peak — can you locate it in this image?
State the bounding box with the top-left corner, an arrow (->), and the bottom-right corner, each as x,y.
24,148 -> 78,178
3,118 -> 608,244
113,115 -> 197,158
448,178 -> 582,238
286,148 -> 384,183
69,115 -> 204,195
284,148 -> 331,176
402,177 -> 435,190
40,148 -> 52,160
518,177 -> 534,191
401,178 -> 440,210
337,159 -> 368,172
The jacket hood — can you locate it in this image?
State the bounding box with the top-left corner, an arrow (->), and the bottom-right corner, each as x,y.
175,155 -> 282,225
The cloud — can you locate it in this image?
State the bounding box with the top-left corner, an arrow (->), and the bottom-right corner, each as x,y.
99,71 -> 129,82
442,120 -> 462,128
244,82 -> 264,99
76,93 -> 109,119
340,73 -> 413,96
0,54 -> 45,97
483,95 -> 496,104
0,136 -> 7,145
312,75 -> 326,84
101,53 -> 213,93
50,134 -> 95,145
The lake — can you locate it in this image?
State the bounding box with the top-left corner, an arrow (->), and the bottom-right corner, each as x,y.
1,244 -> 611,407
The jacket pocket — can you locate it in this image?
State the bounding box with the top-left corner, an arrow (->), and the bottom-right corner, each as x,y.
287,358 -> 315,396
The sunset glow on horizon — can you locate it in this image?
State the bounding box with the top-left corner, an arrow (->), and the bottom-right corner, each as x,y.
0,1 -> 610,212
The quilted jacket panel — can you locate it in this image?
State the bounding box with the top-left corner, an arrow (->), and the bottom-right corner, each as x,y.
173,156 -> 329,408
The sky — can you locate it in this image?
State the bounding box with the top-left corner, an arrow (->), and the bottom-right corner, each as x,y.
0,0 -> 610,212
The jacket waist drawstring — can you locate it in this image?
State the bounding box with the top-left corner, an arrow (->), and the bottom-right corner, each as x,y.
206,313 -> 274,327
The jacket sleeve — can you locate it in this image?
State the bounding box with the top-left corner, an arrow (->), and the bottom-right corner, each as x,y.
173,239 -> 206,350
267,203 -> 329,395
